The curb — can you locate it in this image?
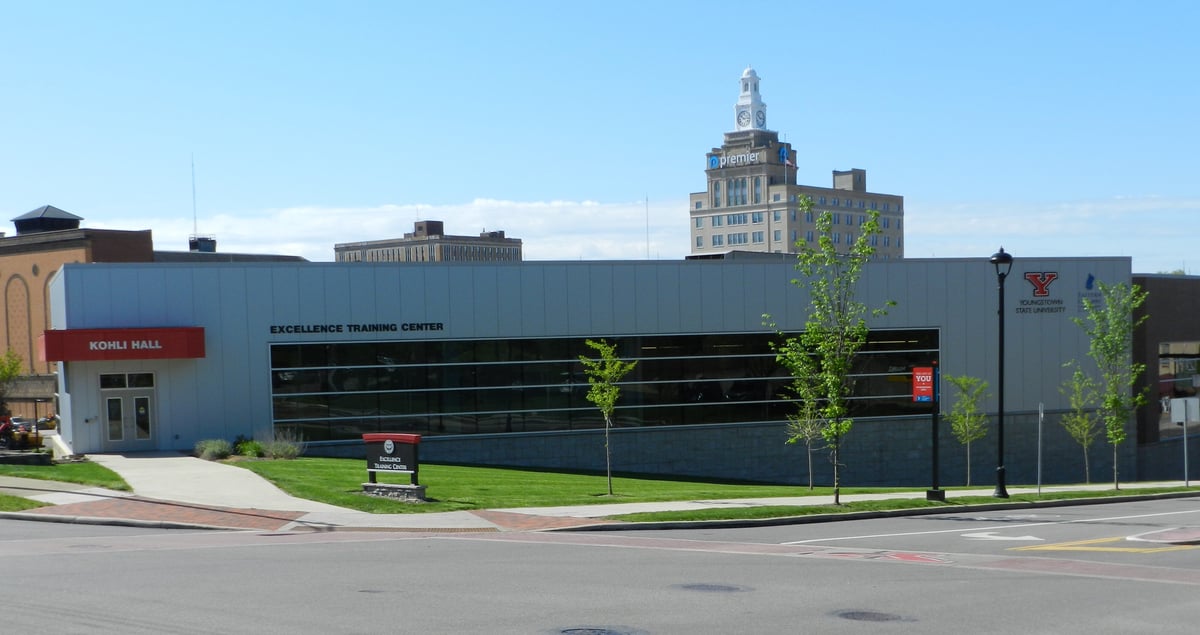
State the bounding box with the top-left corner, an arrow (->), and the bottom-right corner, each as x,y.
547,489 -> 1200,532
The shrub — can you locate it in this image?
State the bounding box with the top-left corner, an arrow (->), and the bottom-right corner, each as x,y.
261,428 -> 305,460
194,439 -> 232,461
236,439 -> 265,458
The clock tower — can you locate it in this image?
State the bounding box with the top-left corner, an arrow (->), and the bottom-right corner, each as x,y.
734,66 -> 767,131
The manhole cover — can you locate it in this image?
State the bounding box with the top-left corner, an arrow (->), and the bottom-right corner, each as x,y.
554,624 -> 648,628
675,583 -> 751,593
834,610 -> 911,622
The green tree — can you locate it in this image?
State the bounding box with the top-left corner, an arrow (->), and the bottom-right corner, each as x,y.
769,201 -> 891,504
579,338 -> 637,496
1059,362 -> 1101,484
1073,281 -> 1149,490
944,374 -> 989,486
0,350 -> 24,417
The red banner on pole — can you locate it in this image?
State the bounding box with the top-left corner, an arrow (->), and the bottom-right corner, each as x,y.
912,366 -> 934,402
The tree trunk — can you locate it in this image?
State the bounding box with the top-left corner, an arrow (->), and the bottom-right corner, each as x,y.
605,414 -> 613,496
831,443 -> 841,505
965,441 -> 972,487
1112,444 -> 1119,491
806,442 -> 814,490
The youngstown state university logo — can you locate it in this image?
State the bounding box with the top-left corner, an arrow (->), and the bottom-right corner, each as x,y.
1024,272 -> 1058,297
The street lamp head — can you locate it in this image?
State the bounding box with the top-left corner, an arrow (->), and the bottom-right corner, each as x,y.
990,247 -> 1014,279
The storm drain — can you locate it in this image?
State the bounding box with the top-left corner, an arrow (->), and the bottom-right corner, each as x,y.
834,610 -> 913,623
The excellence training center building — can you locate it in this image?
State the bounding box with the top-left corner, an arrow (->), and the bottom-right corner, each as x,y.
38,255 -> 1153,487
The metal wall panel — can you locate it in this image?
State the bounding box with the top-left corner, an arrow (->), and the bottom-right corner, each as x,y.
49,257 -> 1132,458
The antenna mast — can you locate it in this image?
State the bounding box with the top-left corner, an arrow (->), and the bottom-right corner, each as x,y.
191,154 -> 198,235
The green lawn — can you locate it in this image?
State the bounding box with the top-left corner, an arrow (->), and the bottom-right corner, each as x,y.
234,457 -> 908,514
3,456 -> 1193,522
0,462 -> 131,490
0,493 -> 47,512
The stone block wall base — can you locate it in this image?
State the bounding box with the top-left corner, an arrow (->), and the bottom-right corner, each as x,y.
362,483 -> 427,502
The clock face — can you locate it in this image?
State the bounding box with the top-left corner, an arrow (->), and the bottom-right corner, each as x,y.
755,110 -> 765,127
737,110 -> 751,127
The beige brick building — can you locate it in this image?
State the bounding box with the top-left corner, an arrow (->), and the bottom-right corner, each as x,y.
689,67 -> 904,259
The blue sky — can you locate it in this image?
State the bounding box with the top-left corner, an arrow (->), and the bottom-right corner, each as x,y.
2,1 -> 1197,271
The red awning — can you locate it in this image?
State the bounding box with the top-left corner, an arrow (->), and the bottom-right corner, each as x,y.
40,327 -> 206,362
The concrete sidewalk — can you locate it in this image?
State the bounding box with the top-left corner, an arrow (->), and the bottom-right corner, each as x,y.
1,453 -> 1195,532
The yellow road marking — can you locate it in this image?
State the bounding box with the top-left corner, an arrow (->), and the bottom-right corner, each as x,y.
1013,536 -> 1198,553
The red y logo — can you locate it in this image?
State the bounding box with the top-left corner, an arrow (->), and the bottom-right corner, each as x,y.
1024,272 -> 1058,297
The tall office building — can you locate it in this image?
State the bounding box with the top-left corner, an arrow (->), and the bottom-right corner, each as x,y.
689,67 -> 904,258
334,220 -> 523,263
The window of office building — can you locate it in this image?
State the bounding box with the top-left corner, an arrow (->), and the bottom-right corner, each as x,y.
751,231 -> 764,243
713,234 -> 724,246
751,212 -> 763,223
712,215 -> 723,227
696,236 -> 703,248
773,230 -> 781,242
695,217 -> 703,228
713,182 -> 721,208
269,330 -> 939,440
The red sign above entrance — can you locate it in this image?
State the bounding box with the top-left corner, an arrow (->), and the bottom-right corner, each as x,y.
39,327 -> 206,362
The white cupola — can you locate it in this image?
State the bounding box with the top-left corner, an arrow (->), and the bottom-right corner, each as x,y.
733,66 -> 767,131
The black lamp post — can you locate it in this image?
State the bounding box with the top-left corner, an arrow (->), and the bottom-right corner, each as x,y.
990,247 -> 1013,498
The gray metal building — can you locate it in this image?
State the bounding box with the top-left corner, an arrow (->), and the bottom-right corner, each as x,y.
43,256 -> 1138,486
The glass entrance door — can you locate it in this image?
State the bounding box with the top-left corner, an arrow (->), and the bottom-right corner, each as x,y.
102,393 -> 155,451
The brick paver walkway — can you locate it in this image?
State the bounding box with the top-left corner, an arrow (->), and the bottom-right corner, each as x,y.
21,497 -> 305,530
471,509 -> 620,531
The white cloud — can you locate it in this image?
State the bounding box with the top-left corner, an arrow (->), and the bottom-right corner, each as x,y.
96,198 -> 693,263
94,195 -> 1200,275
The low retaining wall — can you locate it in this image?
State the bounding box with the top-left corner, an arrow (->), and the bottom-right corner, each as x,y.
305,411 -> 1140,487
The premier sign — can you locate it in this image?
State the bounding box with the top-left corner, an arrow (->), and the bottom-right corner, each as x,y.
708,152 -> 760,169
40,327 -> 205,362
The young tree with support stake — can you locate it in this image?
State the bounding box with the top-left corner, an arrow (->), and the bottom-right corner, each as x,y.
580,339 -> 637,496
768,201 -> 891,505
1074,281 -> 1149,490
944,374 -> 989,486
1059,362 -> 1101,484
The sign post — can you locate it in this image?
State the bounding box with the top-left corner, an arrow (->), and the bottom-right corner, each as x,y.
913,365 -> 944,502
362,433 -> 426,501
1170,398 -> 1198,487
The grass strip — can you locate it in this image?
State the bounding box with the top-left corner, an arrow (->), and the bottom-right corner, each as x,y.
607,487 -> 1198,522
0,492 -> 47,512
0,462 -> 131,491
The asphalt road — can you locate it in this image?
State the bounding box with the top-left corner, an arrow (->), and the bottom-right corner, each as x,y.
3,498 -> 1198,634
